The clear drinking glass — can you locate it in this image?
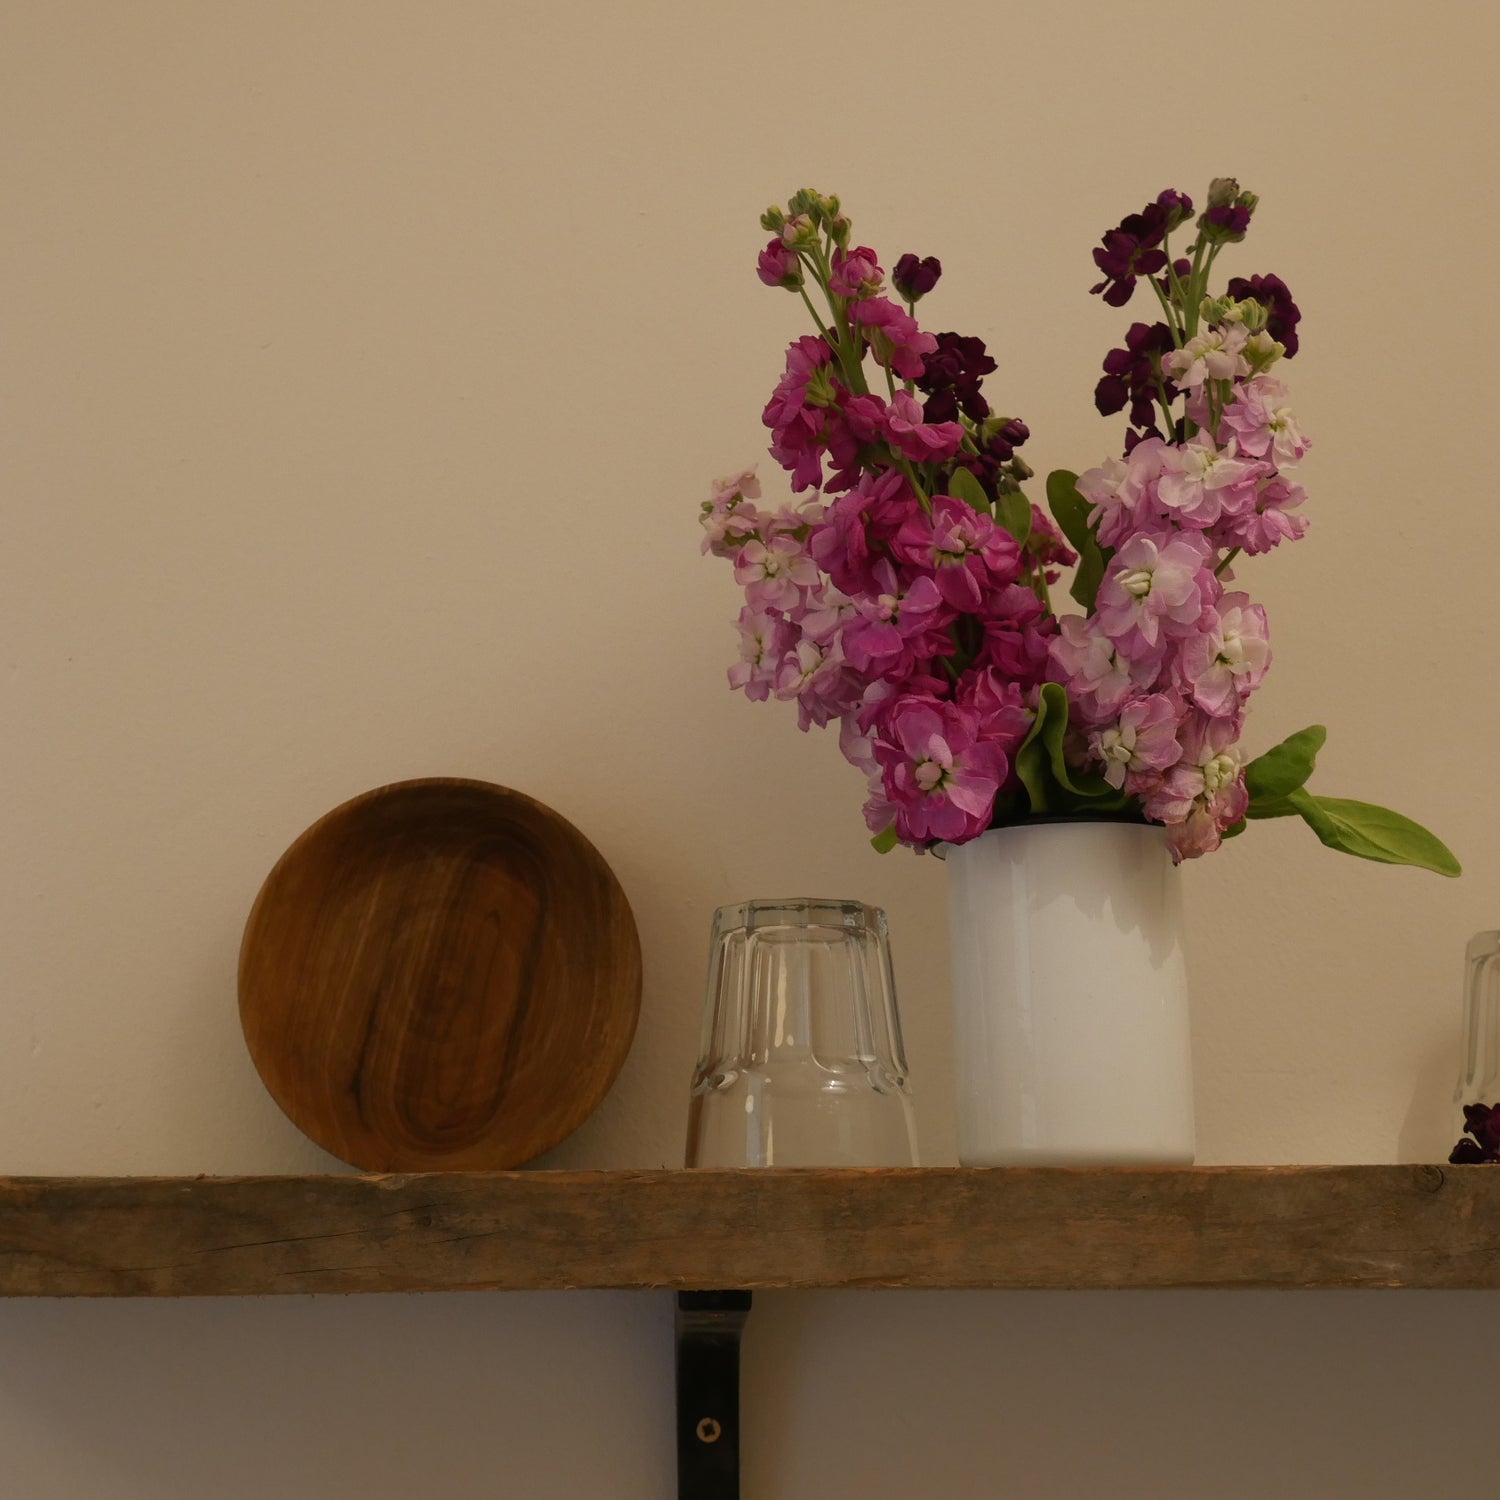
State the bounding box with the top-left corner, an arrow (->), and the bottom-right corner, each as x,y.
1456,931 -> 1500,1106
684,899 -> 918,1168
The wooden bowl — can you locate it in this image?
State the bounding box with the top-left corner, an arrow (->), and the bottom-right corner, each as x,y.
238,778 -> 642,1171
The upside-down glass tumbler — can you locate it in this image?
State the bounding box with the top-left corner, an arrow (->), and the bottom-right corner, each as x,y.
684,899 -> 918,1167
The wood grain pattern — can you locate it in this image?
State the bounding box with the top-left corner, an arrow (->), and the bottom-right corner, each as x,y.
3,1167 -> 1498,1297
238,779 -> 641,1171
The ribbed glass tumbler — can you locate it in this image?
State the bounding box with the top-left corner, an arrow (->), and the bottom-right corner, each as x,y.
684,899 -> 918,1168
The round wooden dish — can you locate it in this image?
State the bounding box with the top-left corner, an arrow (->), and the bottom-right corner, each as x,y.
238,778 -> 642,1171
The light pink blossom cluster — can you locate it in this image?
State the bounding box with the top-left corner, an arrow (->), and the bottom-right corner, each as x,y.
1052,341 -> 1310,859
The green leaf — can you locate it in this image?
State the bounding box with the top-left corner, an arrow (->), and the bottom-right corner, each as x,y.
1244,725 -> 1326,806
946,465 -> 991,516
994,487 -> 1032,545
1013,690 -> 1053,815
870,824 -> 899,855
1286,789 -> 1462,877
1221,817 -> 1248,839
1045,469 -> 1111,613
1245,797 -> 1298,821
1035,682 -> 1109,799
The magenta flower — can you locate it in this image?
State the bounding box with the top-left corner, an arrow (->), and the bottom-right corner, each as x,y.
829,245 -> 884,300
1095,531 -> 1217,650
870,696 -> 1008,845
893,495 -> 1023,612
884,390 -> 964,463
851,297 -> 938,380
978,582 -> 1056,687
1176,593 -> 1270,717
809,469 -> 921,596
842,561 -> 953,679
757,238 -> 802,290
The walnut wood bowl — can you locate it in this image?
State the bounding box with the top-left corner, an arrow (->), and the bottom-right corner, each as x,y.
238,778 -> 642,1171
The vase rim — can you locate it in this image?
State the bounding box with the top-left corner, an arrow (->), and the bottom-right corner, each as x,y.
712,897 -> 886,934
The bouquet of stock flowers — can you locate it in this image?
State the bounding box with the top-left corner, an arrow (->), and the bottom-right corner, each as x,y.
700,182 -> 1457,874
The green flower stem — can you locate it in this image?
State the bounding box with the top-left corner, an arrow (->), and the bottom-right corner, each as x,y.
1149,275 -> 1183,345
797,285 -> 833,342
1214,546 -> 1241,577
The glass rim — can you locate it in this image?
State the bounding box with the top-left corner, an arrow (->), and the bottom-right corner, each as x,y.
712,897 -> 886,933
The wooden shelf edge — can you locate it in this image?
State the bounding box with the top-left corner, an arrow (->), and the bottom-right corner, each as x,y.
2,1166 -> 1497,1298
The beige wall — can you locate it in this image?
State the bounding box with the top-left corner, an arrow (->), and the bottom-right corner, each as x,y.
4,1 -> 1498,1493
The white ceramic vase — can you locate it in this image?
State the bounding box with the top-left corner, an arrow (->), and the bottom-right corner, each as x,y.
943,819 -> 1195,1166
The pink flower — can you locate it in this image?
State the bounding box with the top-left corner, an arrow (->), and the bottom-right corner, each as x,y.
1087,693 -> 1185,790
1049,615 -> 1145,720
893,495 -> 1023,612
884,390 -> 964,463
870,696 -> 1008,845
1220,376 -> 1310,468
851,297 -> 938,381
727,607 -> 795,702
1095,531 -> 1217,650
763,335 -> 840,492
1157,435 -> 1265,528
829,245 -> 884,299
1175,593 -> 1270,717
796,582 -> 857,644
956,668 -> 1033,792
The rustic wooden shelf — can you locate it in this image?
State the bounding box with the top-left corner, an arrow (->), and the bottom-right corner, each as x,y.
2,1166 -> 1497,1298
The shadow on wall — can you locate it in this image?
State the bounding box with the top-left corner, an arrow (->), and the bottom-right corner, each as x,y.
0,1292 -> 672,1500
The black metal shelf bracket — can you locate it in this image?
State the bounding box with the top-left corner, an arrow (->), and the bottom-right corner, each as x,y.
675,1290 -> 752,1499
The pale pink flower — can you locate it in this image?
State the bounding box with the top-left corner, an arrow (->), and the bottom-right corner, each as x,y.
1220,376 -> 1310,468
727,607 -> 795,702
1176,593 -> 1270,717
797,582 -> 857,644
1048,614 -> 1163,721
1143,713 -> 1247,858
1087,693 -> 1185,790
1157,435 -> 1264,528
1095,531 -> 1217,650
773,637 -> 861,730
734,534 -> 820,612
1077,438 -> 1169,548
1164,322 -> 1250,388
1213,475 -> 1310,555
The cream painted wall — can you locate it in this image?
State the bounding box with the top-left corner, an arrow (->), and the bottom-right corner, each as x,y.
3,1 -> 1498,1494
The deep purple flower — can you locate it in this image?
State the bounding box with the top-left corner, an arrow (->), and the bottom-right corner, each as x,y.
1204,203 -> 1251,240
893,253 -> 942,301
1089,192 -> 1189,306
1448,1102 -> 1500,1164
1095,321 -> 1178,443
1227,273 -> 1302,358
914,332 -> 996,423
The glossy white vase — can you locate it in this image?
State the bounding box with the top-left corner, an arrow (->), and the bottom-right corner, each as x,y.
944,820 -> 1195,1166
